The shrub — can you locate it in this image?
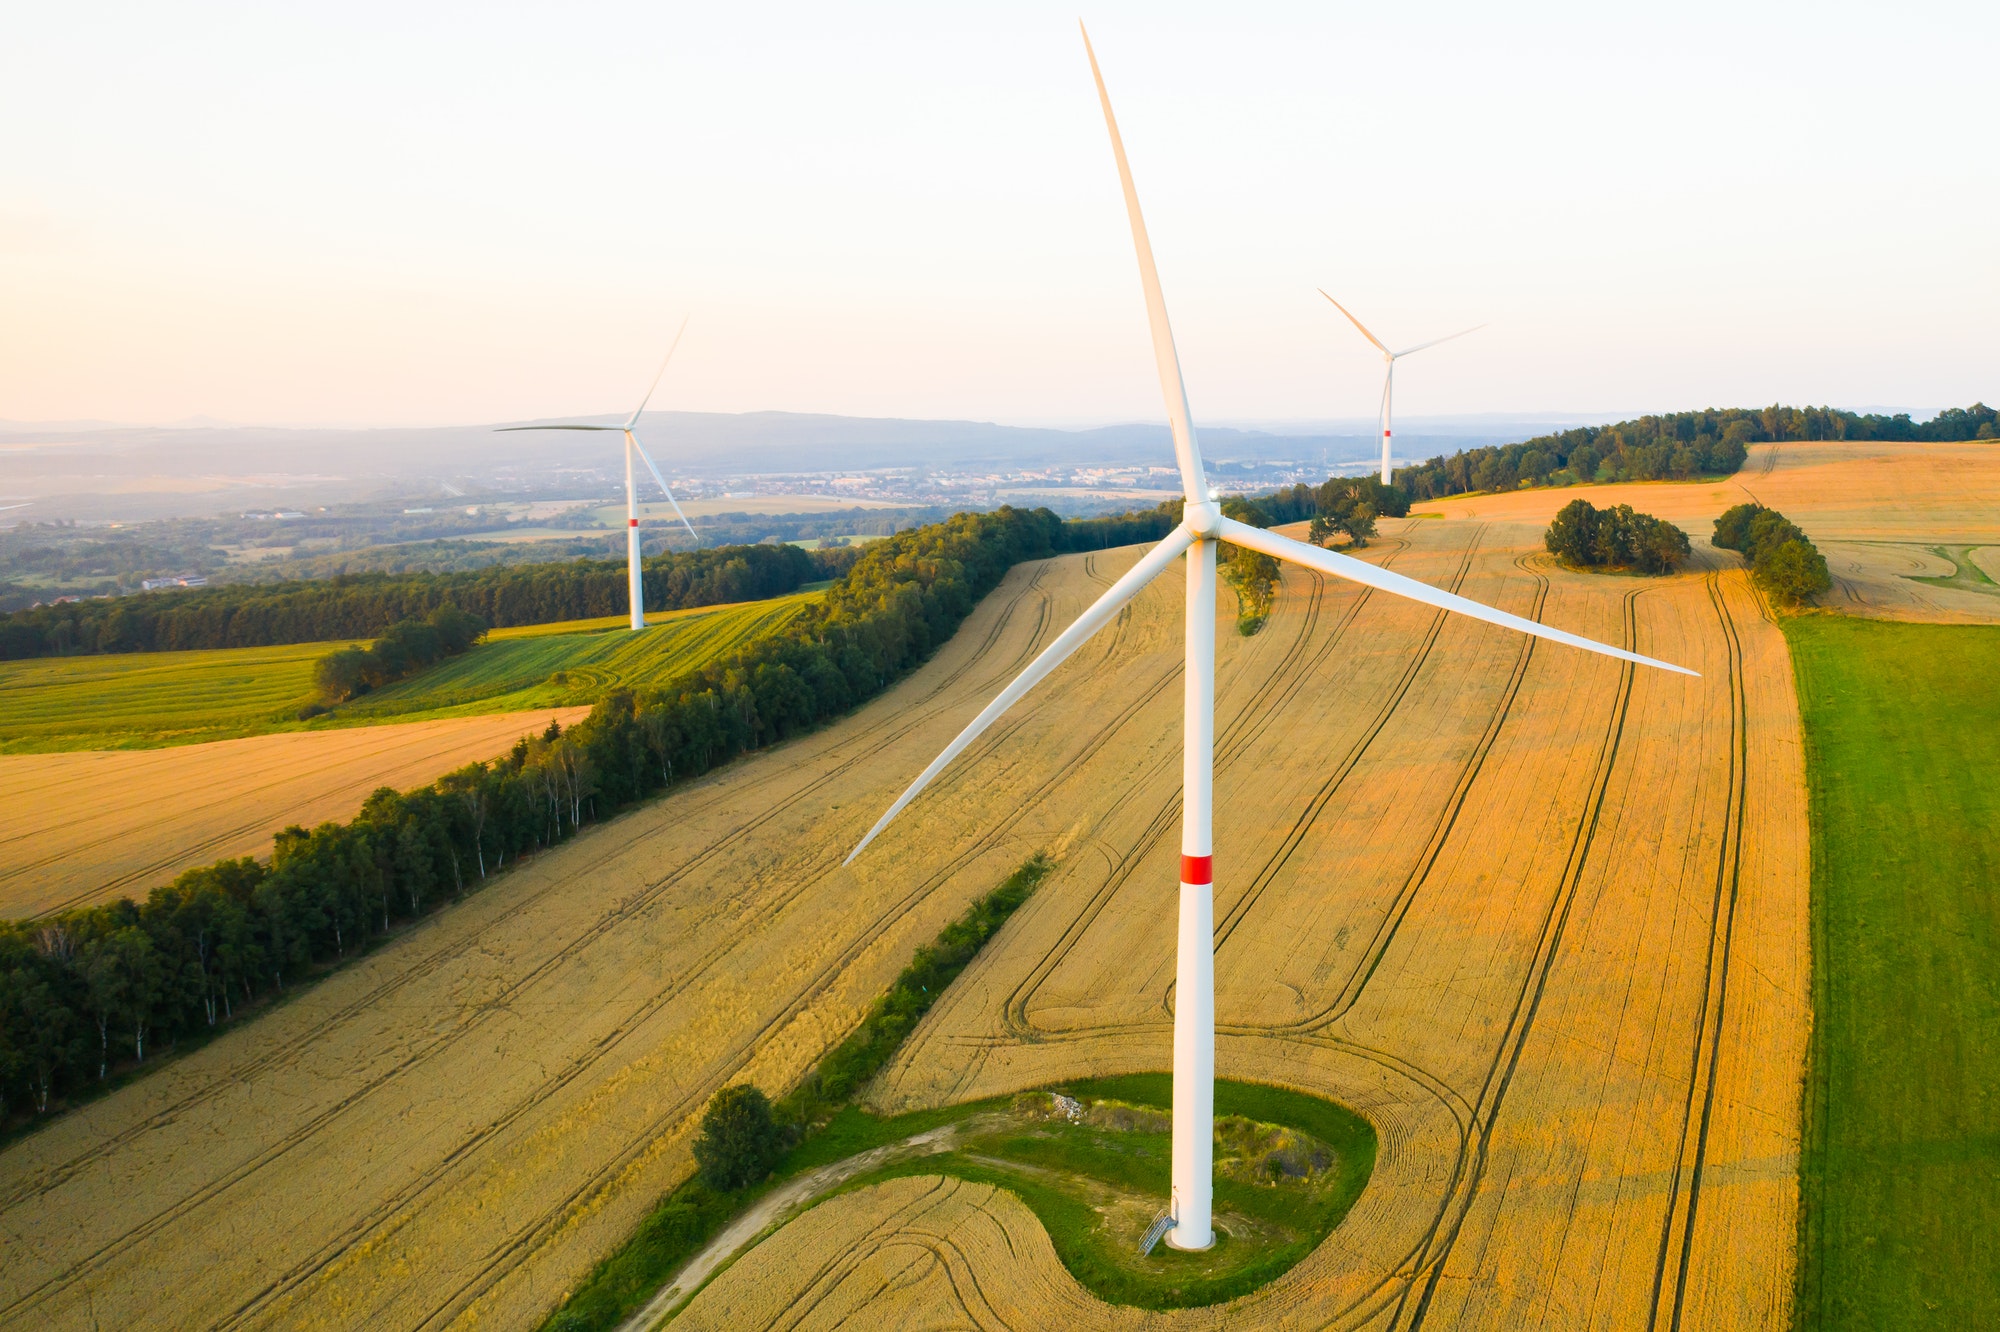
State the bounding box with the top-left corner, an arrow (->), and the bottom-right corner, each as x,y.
691,1085 -> 785,1191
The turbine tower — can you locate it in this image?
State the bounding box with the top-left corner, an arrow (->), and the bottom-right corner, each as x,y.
1320,291 -> 1483,486
846,27 -> 1697,1252
497,322 -> 701,632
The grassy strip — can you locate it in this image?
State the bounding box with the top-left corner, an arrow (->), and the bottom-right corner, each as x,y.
850,1073 -> 1376,1310
1786,617 -> 2000,1329
537,855 -> 1052,1332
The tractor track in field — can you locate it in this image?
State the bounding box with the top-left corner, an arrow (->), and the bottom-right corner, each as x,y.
4,557 -> 1131,1321
0,561 -> 1060,1209
1644,570 -> 1751,1332
991,529 -> 1477,1046
31,550 -> 1201,1331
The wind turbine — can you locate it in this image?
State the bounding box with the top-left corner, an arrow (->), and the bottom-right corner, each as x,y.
1320,291 -> 1483,486
845,27 -> 1697,1252
497,322 -> 702,632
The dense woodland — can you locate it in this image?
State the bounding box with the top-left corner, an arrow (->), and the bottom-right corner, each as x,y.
0,506 -> 1136,1123
1391,402 -> 1996,502
0,542 -> 843,661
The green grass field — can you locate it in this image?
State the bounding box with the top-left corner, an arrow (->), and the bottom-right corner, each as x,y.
0,591 -> 819,753
1787,616 -> 2000,1328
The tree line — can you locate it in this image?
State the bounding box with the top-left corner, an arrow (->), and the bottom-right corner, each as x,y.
0,542 -> 838,661
1544,499 -> 1693,574
309,605 -> 488,707
1712,503 -> 1831,605
0,506 -> 1092,1125
1391,402 -> 1996,502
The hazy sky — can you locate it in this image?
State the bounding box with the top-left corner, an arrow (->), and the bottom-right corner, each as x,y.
3,1 -> 1995,430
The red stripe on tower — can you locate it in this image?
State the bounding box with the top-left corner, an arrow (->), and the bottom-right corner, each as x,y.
629,518 -> 639,526
1180,854 -> 1212,885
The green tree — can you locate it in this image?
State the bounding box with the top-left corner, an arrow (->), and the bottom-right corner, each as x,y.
1755,538 -> 1832,605
691,1084 -> 785,1191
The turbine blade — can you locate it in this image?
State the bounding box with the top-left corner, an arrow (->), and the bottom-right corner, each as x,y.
1395,324 -> 1486,358
494,423 -> 622,432
1215,517 -> 1699,677
1319,290 -> 1390,355
627,316 -> 691,428
1080,24 -> 1209,506
628,429 -> 701,546
846,523 -> 1196,865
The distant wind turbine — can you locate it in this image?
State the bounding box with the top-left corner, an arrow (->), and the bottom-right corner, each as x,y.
498,321 -> 701,632
1320,291 -> 1483,486
845,26 -> 1696,1254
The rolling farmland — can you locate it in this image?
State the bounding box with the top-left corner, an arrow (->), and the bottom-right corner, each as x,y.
681,518 -> 1810,1330
0,591 -> 819,753
0,516 -> 1808,1331
1424,439 -> 2000,624
0,708 -> 588,918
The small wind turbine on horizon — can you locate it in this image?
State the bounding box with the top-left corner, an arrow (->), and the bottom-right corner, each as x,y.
1319,291 -> 1484,486
498,322 -> 701,632
845,26 -> 1698,1254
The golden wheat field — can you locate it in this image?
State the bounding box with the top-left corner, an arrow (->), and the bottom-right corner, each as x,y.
1426,438 -> 2000,623
678,518 -> 1810,1331
0,709 -> 587,918
0,518 -> 1808,1331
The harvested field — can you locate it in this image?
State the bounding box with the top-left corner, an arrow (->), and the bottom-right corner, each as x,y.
0,523 -> 1809,1331
669,516 -> 1812,1329
0,708 -> 586,917
1421,439 -> 2000,623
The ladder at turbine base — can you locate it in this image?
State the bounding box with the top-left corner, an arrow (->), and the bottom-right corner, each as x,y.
1138,1210 -> 1176,1256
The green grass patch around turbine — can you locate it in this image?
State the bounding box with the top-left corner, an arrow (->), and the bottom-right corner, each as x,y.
1788,616 -> 2000,1330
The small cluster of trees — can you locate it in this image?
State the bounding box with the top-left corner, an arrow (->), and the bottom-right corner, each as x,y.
311,605 -> 487,705
1544,499 -> 1693,574
0,507 -> 1076,1123
0,541 -> 830,661
1713,503 -> 1831,605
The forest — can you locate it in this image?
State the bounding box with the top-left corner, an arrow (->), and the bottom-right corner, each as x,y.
1391,402 -> 1996,502
0,542 -> 842,661
0,505 -> 1117,1123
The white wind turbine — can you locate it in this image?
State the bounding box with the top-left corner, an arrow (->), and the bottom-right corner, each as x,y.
846,27 -> 1698,1252
1320,291 -> 1484,486
497,321 -> 702,632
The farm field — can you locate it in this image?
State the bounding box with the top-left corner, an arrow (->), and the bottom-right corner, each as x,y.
1424,438 -> 2000,623
0,517 -> 1809,1330
1787,618 -> 2000,1329
0,590 -> 818,753
0,708 -> 587,917
682,518 -> 1811,1329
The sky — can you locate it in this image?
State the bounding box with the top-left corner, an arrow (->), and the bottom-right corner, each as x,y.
2,1 -> 1996,432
